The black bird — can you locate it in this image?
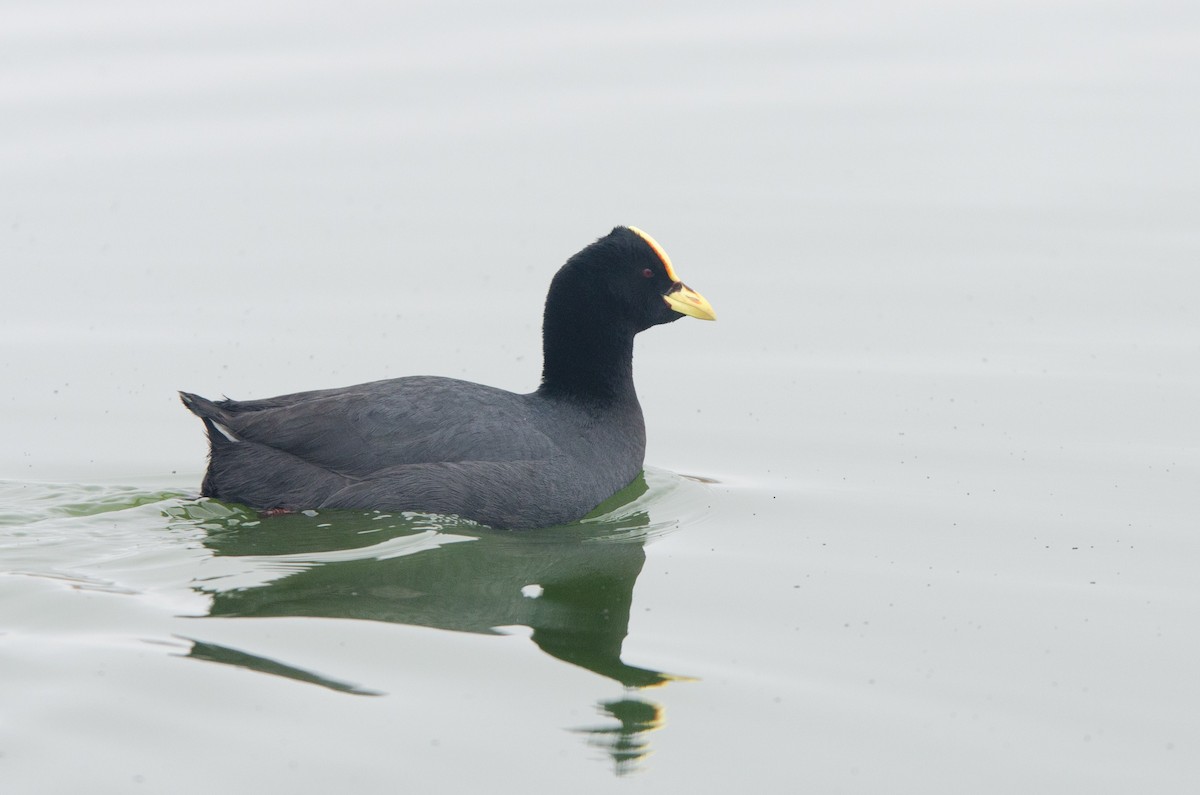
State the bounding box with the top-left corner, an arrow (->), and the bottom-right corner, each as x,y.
180,226 -> 715,529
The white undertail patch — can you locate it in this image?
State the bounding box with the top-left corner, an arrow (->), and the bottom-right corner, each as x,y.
212,421 -> 240,442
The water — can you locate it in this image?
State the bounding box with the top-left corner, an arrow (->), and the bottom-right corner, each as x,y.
3,1 -> 1199,792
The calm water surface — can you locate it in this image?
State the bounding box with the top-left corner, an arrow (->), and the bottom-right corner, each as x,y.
2,1 -> 1198,792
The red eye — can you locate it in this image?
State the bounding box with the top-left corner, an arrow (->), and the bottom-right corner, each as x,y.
642,268 -> 654,278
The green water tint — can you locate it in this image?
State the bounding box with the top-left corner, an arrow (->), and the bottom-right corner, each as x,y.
167,470 -> 685,687
185,639 -> 385,696
162,467 -> 702,774
0,470 -> 702,773
0,481 -> 189,527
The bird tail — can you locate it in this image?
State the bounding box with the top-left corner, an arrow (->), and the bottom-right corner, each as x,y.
179,391 -> 239,446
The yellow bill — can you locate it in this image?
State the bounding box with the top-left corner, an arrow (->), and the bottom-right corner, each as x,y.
664,282 -> 717,321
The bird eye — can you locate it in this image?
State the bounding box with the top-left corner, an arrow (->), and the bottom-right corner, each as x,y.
642,268 -> 654,278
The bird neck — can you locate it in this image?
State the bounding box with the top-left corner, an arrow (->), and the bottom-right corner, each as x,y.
538,314 -> 639,405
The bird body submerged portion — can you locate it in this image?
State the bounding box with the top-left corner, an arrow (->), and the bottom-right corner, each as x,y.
181,226 -> 714,529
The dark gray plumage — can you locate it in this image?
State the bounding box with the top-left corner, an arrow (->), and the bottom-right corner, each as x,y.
180,226 -> 715,529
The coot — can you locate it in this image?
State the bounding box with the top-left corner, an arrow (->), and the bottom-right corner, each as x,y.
181,226 -> 715,529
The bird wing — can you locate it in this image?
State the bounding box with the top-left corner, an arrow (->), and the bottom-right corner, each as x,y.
206,376 -> 559,477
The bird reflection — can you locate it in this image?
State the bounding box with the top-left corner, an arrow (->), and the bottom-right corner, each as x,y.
169,470 -> 688,774
574,696 -> 665,776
